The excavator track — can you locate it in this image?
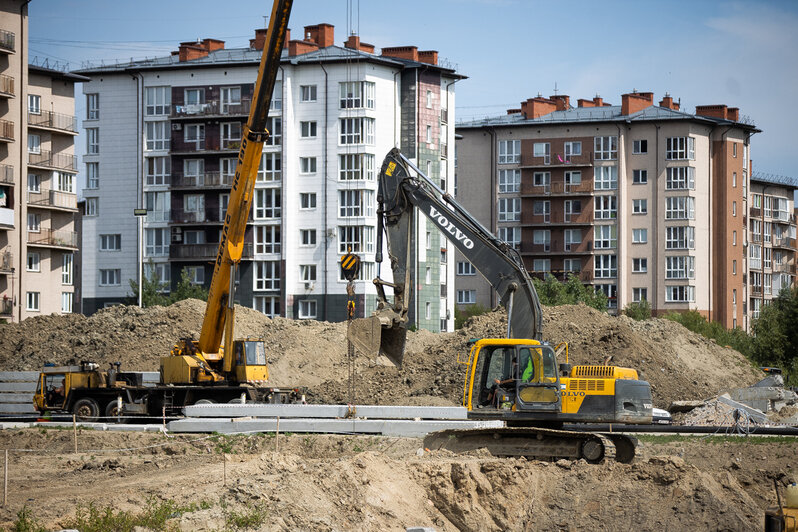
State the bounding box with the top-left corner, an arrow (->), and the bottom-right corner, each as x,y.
423,427 -> 637,464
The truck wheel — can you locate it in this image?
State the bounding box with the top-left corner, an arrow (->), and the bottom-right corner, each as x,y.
104,400 -> 129,424
73,398 -> 100,422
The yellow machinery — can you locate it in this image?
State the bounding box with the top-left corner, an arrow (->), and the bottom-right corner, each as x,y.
766,483 -> 798,532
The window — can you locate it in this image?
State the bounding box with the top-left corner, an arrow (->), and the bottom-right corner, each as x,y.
184,124 -> 205,150
564,259 -> 581,272
221,122 -> 241,149
300,85 -> 317,102
85,197 -> 98,216
27,213 -> 41,232
594,166 -> 618,190
28,173 -> 40,192
300,229 -> 317,246
100,234 -> 121,251
632,170 -> 647,184
497,169 -> 521,193
339,81 -> 375,109
28,133 -> 41,154
533,259 -> 551,273
633,139 -> 647,154
425,302 -> 431,320
732,259 -> 737,275
749,245 -> 762,269
145,191 -> 170,221
632,199 -> 648,214
733,231 -> 737,246
338,225 -> 375,253
533,172 -> 551,187
300,264 -> 317,282
258,153 -> 281,182
426,232 -> 432,249
732,201 -> 737,217
183,230 -> 205,245
666,256 -> 695,279
145,86 -> 170,115
594,136 -> 617,160
145,228 -> 169,256
254,225 -> 280,254
666,226 -> 695,249
86,93 -> 99,120
26,292 -> 39,312
498,227 -> 521,249
184,88 -> 204,106
300,157 -> 317,174
300,193 -> 316,209
732,172 -> 737,188
298,300 -> 317,319
633,288 -> 648,303
56,172 -> 74,194
184,194 -> 204,215
666,167 -> 695,189
596,284 -> 617,309
265,117 -> 281,146
425,266 -> 432,285
564,141 -> 581,161
220,194 -> 229,220
61,292 -> 73,314
340,117 -> 374,144
666,285 -> 695,303
99,269 -> 121,286
27,252 -> 40,272
146,121 -> 169,150
253,296 -> 279,317
457,290 -> 476,304
498,140 -> 520,164
665,197 -> 695,220
339,189 -> 374,217
533,200 -> 550,216
254,261 -> 280,291
426,125 -> 432,144
220,158 -> 237,180
632,228 -> 647,243
457,261 -> 476,275
300,121 -> 317,138
594,195 -> 617,219
185,266 -> 204,285
220,86 -> 241,113
28,94 -> 41,114
564,200 -> 581,223
498,198 -> 521,222
339,153 -> 375,181
533,142 -> 550,164
254,188 -> 281,219
764,247 -> 772,269
666,137 -> 695,160
594,255 -> 617,278
594,225 -> 617,249
632,258 -> 647,273
733,143 -> 737,157
565,170 -> 582,186
426,90 -> 433,108
564,229 -> 581,251
146,157 -> 170,186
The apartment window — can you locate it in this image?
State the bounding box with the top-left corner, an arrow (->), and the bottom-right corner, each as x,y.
254,188 -> 281,219
763,196 -> 772,217
441,248 -> 448,263
564,141 -> 581,161
666,256 -> 696,279
254,225 -> 280,254
632,139 -> 648,154
665,197 -> 695,220
732,289 -> 737,305
26,252 -> 40,272
28,94 -> 41,114
338,225 -> 375,254
146,157 -> 170,186
28,133 -> 41,154
498,140 -> 520,164
146,121 -> 169,151
298,300 -> 317,319
426,125 -> 432,144
184,124 -> 205,150
594,195 -> 617,219
99,269 -> 121,286
666,137 -> 695,160
533,172 -> 551,187
100,234 -> 121,251
533,200 -> 550,216
145,86 -> 170,115
300,121 -> 317,138
85,197 -> 98,216
633,288 -> 648,303
666,167 -> 695,190
258,153 -> 281,182
426,90 -> 433,108
498,198 -> 521,222
185,266 -> 205,285
594,166 -> 618,190
632,170 -> 647,184
632,199 -> 648,214
564,200 -> 582,223
632,228 -> 648,243
425,266 -> 432,285
339,189 -> 374,217
62,253 -> 73,285
27,213 -> 41,232
732,201 -> 737,217
666,226 -> 695,249
632,258 -> 647,273
265,117 -> 282,146
594,136 -> 617,160
220,158 -> 237,180
733,231 -> 737,246
300,192 -> 316,209
764,222 -> 771,243
300,157 -> 317,174
220,193 -> 229,220
184,88 -> 204,106
457,290 -> 476,304
565,171 -> 582,187
86,93 -> 99,119
254,261 -> 280,291
300,264 -> 317,283
533,229 -> 551,248
732,172 -> 737,188
253,296 -> 279,317
764,247 -> 772,269
183,194 -> 204,216
564,229 -> 581,251
533,142 -> 551,164
594,254 -> 618,278
183,230 -> 205,245
220,86 -> 241,113
749,245 -> 762,269
533,259 -> 551,273
564,259 -> 581,273
83,128 -> 97,155
219,122 -> 241,150
594,225 -> 617,249
733,143 -> 737,157
145,228 -> 169,256
61,292 -> 73,314
457,261 -> 476,276
340,117 -> 374,145
666,285 -> 695,303
28,173 -> 40,193
597,284 -> 617,309
26,292 -> 40,312
339,153 -> 375,181
300,85 -> 317,102
56,172 -> 74,194
339,81 -> 375,109
499,227 -> 521,249
300,229 -> 317,246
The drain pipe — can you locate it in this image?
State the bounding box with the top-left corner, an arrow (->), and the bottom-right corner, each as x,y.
319,60 -> 329,320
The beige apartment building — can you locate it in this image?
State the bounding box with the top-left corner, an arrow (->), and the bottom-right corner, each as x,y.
454,91 -> 794,331
0,0 -> 85,322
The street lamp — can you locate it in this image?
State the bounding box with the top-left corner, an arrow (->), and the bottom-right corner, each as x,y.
133,208 -> 147,307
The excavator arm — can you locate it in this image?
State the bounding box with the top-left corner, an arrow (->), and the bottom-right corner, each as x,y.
350,148 -> 543,366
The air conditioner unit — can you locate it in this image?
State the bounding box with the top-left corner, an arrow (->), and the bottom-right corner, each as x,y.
172,123 -> 182,131
171,227 -> 182,243
304,282 -> 315,290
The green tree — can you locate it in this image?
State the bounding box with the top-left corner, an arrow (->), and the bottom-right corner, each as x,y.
454,302 -> 491,329
532,273 -> 608,311
623,299 -> 652,321
169,268 -> 209,303
749,285 -> 798,384
127,260 -> 169,307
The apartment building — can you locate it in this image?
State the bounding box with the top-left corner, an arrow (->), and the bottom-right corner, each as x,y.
0,0 -> 84,322
455,91 -> 782,330
75,24 -> 462,331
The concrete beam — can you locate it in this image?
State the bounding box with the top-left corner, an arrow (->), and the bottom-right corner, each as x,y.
183,404 -> 469,420
717,394 -> 769,424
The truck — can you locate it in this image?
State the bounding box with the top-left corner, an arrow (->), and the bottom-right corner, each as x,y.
33,0 -> 299,422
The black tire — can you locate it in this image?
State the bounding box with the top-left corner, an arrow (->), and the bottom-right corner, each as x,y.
73,398 -> 100,422
104,399 -> 129,424
193,399 -> 216,405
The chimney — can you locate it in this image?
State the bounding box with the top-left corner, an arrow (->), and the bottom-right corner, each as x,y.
251,28 -> 291,51
506,108 -> 522,115
578,98 -> 595,108
621,91 -> 654,115
177,41 -> 209,62
200,38 -> 225,53
344,34 -> 375,54
418,50 -> 438,65
550,94 -> 570,111
727,107 -> 739,121
695,104 -> 729,120
659,94 -> 681,110
520,96 -> 557,119
288,39 -> 319,56
304,23 -> 334,48
381,46 -> 419,62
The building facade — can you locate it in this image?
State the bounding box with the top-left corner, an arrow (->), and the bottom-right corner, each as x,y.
454,92 -> 792,331
75,24 -> 461,331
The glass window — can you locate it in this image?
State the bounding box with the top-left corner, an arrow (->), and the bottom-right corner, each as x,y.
498,198 -> 521,222
300,229 -> 317,246
340,117 -> 374,145
498,140 -> 520,164
86,93 -> 99,120
300,121 -> 317,138
665,197 -> 695,220
632,139 -> 647,154
339,154 -> 375,181
594,166 -> 617,190
254,261 -> 280,291
145,121 -> 169,151
632,199 -> 647,214
594,136 -> 617,160
99,269 -> 121,286
632,258 -> 647,273
299,300 -> 317,319
254,225 -> 280,254
666,167 -> 695,189
300,157 -> 317,174
254,189 -> 281,219
594,254 -> 617,278
457,261 -> 476,275
457,290 -> 476,304
632,170 -> 647,184
26,252 -> 40,272
28,94 -> 41,114
666,137 -> 695,160
258,153 -> 281,182
28,134 -> 41,154
300,193 -> 316,209
100,234 -> 122,251
145,86 -> 170,115
26,292 -> 40,311
632,228 -> 647,243
300,85 -> 317,102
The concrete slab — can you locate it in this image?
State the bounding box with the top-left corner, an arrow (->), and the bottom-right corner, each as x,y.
183,404 -> 469,420
0,371 -> 39,381
717,394 -> 769,423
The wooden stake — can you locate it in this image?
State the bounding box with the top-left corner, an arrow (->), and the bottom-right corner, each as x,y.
3,449 -> 7,507
275,416 -> 280,453
223,453 -> 226,486
162,406 -> 166,429
73,414 -> 78,454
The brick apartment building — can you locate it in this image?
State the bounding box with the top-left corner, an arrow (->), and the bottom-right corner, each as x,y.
455,91 -> 796,330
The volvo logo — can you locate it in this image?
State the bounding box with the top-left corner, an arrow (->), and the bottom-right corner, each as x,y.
429,206 -> 474,249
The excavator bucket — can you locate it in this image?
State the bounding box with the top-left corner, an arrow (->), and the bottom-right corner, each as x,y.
347,317 -> 406,367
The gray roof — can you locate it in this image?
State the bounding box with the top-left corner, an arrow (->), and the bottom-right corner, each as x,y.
751,172 -> 798,189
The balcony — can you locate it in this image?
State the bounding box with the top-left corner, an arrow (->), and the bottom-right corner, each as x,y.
28,150 -> 77,172
171,209 -> 223,224
528,269 -> 593,283
521,180 -> 594,196
0,74 -> 14,98
0,119 -> 13,142
772,262 -> 796,274
0,207 -> 13,228
27,188 -> 78,211
0,251 -> 12,273
522,208 -> 593,226
749,207 -> 761,218
170,242 -> 253,260
0,164 -> 13,185
522,238 -> 592,255
171,99 -> 252,119
751,286 -> 763,297
0,298 -> 11,317
772,236 -> 796,250
27,228 -> 78,249
170,172 -> 233,189
28,110 -> 78,134
169,138 -> 242,155
521,152 -> 594,168
146,210 -> 170,223
0,29 -> 14,54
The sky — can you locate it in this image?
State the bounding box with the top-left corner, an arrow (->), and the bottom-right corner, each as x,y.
27,0 -> 798,183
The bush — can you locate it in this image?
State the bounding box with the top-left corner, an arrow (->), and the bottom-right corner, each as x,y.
623,299 -> 651,321
532,273 -> 608,311
454,302 -> 491,329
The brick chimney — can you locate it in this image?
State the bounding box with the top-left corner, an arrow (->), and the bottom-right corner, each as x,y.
200,38 -> 225,52
578,96 -> 608,108
251,28 -> 291,51
303,23 -> 334,47
381,46 -> 419,62
418,50 -> 438,65
520,96 -> 557,119
550,94 -> 570,111
177,41 -> 209,62
506,108 -> 522,115
344,35 -> 375,54
695,104 -> 740,122
659,94 -> 680,111
621,91 -> 654,115
288,39 -> 319,56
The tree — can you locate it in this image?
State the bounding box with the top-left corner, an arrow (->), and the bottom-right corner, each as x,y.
169,268 -> 209,303
623,299 -> 651,321
127,260 -> 169,307
750,285 -> 798,384
454,302 -> 491,329
532,273 -> 608,311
